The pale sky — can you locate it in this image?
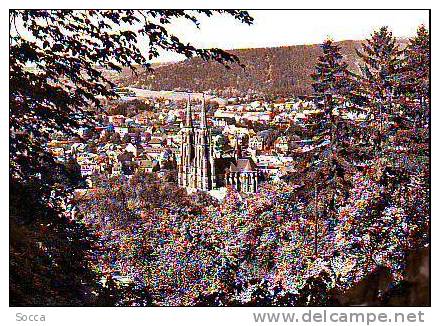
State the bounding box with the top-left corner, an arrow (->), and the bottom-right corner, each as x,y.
11,9 -> 429,63
155,9 -> 429,62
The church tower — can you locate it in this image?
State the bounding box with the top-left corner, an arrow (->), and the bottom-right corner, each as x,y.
178,95 -> 195,188
194,95 -> 216,190
178,93 -> 216,191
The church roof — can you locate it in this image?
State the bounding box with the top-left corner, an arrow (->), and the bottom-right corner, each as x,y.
229,158 -> 257,172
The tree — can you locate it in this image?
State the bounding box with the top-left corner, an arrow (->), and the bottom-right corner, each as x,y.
310,39 -> 353,152
334,168 -> 411,284
213,133 -> 229,155
10,171 -> 110,306
65,157 -> 83,187
391,25 -> 430,251
292,39 -> 355,257
402,25 -> 430,130
354,26 -> 405,155
356,26 -> 429,250
9,9 -> 253,306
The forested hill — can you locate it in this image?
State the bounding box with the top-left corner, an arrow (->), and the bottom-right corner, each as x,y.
118,39 -> 406,97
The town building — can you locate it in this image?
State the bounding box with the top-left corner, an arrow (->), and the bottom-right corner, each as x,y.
224,138 -> 260,193
249,135 -> 265,151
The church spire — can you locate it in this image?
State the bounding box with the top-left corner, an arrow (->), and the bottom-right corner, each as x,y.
199,93 -> 207,129
235,132 -> 242,160
185,93 -> 193,127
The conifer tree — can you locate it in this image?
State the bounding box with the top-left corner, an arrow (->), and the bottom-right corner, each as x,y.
347,26 -> 430,278
310,39 -> 354,157
403,25 -> 430,130
354,26 -> 405,156
293,40 -> 354,257
396,25 -> 430,249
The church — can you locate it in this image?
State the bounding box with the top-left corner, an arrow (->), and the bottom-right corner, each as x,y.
177,94 -> 260,193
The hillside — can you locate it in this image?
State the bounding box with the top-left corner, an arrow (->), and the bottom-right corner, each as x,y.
112,40 -> 348,97
119,39 -> 409,97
